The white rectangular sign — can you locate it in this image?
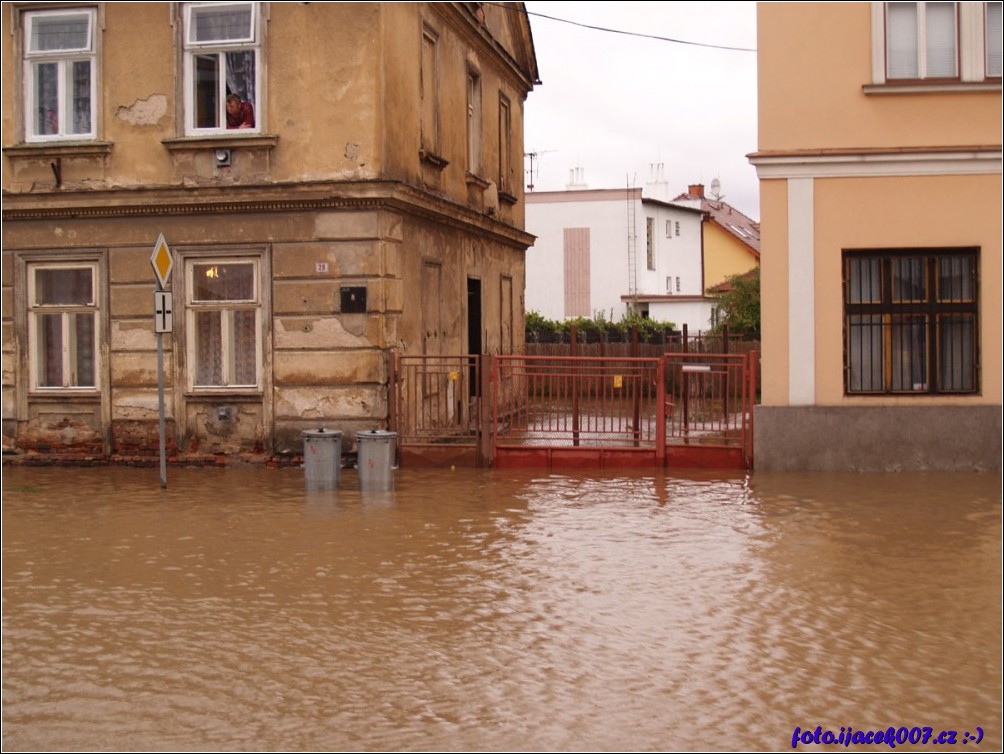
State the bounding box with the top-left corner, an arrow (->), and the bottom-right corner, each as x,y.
154,291 -> 173,333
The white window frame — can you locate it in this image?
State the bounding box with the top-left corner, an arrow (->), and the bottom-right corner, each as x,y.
872,2 -> 1001,84
886,1 -> 958,80
182,1 -> 261,135
22,7 -> 98,142
185,255 -> 263,391
27,262 -> 100,391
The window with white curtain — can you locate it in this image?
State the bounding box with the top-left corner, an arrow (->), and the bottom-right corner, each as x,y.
23,8 -> 97,141
187,258 -> 261,389
877,2 -> 1001,83
183,2 -> 260,134
28,264 -> 99,389
886,2 -> 958,79
987,2 -> 1003,77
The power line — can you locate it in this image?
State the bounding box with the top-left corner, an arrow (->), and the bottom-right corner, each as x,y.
510,3 -> 757,53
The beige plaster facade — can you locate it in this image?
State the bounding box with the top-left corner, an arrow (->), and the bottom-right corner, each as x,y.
2,2 -> 538,462
750,2 -> 1001,470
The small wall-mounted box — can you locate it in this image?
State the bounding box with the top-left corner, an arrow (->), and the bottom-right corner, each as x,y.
340,286 -> 367,313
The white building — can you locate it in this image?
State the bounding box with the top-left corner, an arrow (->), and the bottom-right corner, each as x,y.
525,166 -> 712,331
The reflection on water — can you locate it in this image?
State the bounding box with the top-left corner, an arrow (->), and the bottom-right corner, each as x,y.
2,466 -> 1000,751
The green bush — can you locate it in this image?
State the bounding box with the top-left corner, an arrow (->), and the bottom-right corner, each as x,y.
525,311 -> 677,343
712,268 -> 760,338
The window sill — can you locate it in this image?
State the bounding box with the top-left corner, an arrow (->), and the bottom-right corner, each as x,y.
3,141 -> 113,159
162,134 -> 279,152
863,80 -> 1001,95
465,172 -> 491,190
419,149 -> 449,169
184,389 -> 263,399
498,189 -> 518,205
28,389 -> 102,400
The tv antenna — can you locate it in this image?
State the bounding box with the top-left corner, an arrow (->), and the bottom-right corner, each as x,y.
525,149 -> 555,192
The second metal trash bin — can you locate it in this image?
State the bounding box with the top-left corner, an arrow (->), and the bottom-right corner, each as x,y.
357,429 -> 397,490
302,428 -> 343,490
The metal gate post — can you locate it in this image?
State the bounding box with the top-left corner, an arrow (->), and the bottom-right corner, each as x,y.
656,357 -> 666,465
479,354 -> 493,467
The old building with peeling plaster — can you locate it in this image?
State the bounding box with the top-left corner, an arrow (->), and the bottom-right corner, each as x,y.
2,2 -> 539,463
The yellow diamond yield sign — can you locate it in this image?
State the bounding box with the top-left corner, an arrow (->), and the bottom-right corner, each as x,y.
150,234 -> 173,290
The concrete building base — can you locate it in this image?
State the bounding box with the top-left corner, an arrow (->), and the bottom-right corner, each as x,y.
754,405 -> 1002,472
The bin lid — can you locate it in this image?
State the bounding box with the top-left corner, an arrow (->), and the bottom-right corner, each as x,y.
302,428 -> 343,438
358,429 -> 397,439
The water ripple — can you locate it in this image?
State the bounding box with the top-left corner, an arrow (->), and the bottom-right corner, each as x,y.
2,466 -> 1000,751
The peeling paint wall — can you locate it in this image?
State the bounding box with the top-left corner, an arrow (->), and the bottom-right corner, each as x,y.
2,3 -> 538,463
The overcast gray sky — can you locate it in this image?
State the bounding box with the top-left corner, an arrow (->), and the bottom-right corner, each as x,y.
522,1 -> 760,219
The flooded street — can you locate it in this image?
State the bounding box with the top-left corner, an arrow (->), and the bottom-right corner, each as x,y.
2,466 -> 1000,751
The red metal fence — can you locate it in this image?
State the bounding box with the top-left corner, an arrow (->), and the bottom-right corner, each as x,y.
493,355 -> 665,468
492,352 -> 756,470
390,354 -> 482,466
662,352 -> 755,470
392,351 -> 757,470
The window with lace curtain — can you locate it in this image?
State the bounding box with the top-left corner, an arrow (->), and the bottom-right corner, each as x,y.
28,264 -> 99,390
183,2 -> 260,134
187,259 -> 260,389
23,8 -> 97,141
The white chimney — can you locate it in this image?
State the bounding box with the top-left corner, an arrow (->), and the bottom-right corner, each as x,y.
643,161 -> 669,201
566,167 -> 588,190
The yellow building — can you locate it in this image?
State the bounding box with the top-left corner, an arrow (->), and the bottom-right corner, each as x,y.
750,2 -> 1001,470
2,2 -> 538,462
672,183 -> 760,294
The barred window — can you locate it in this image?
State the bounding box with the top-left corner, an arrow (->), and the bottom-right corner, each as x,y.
843,249 -> 979,395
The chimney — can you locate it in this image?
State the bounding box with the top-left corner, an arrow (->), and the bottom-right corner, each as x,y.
643,162 -> 669,201
688,183 -> 705,199
566,167 -> 588,190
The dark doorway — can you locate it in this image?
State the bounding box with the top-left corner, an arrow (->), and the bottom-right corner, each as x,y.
467,277 -> 482,397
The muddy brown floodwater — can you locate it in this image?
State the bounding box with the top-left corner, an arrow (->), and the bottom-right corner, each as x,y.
2,466 -> 1000,751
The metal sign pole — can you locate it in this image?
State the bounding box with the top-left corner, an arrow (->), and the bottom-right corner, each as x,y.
150,234 -> 174,490
157,330 -> 167,489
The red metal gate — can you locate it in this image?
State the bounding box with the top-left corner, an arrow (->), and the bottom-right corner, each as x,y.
390,353 -> 482,467
391,351 -> 757,469
662,352 -> 755,470
491,352 -> 756,470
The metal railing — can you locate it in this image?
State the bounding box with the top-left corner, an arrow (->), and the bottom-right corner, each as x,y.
493,356 -> 664,449
393,350 -> 757,469
391,354 -> 480,447
663,353 -> 751,447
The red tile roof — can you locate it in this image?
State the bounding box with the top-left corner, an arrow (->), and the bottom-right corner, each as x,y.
673,190 -> 760,256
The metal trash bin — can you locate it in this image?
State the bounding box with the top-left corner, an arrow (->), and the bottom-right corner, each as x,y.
357,429 -> 397,490
302,428 -> 343,490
